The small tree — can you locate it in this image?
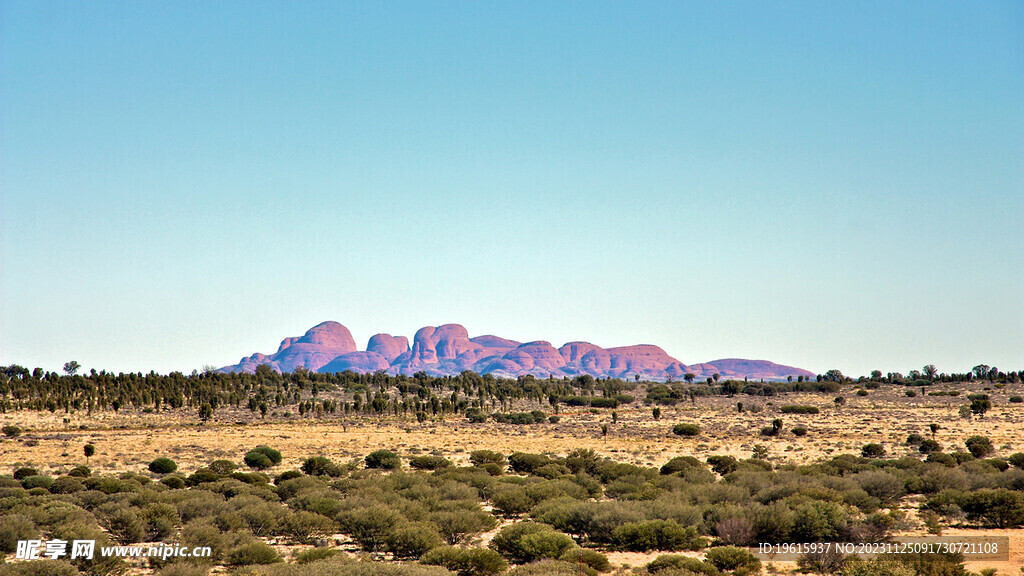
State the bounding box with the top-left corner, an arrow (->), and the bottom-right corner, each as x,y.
84,444 -> 95,464
965,435 -> 994,458
63,361 -> 81,376
365,449 -> 401,469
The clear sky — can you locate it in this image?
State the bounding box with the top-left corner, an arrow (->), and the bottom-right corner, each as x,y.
2,1 -> 1022,378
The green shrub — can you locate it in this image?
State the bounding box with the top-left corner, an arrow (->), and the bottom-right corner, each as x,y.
780,405 -> 819,414
50,475 -> 85,494
612,520 -> 706,552
660,456 -> 702,475
409,455 -> 452,470
507,560 -> 594,576
13,467 -> 38,480
0,513 -> 38,553
925,453 -> 956,467
282,510 -> 337,544
470,450 -> 507,468
365,450 -> 401,470
161,476 -> 186,489
705,545 -> 761,572
228,541 -> 282,566
919,439 -> 942,454
1009,395 -> 1023,403
548,416 -> 560,424
792,426 -> 808,437
422,545 -> 509,576
149,457 -> 178,474
672,423 -> 701,436
385,522 -> 443,559
559,548 -> 610,572
209,459 -> 238,474
295,547 -> 340,564
337,505 -> 405,551
67,465 -> 91,477
21,474 -> 53,490
507,452 -> 551,474
861,444 -> 886,458
1008,453 -> 1024,469
0,560 -> 80,576
302,456 -> 346,477
2,424 -> 22,437
906,434 -> 925,446
490,522 -> 576,564
245,446 -> 283,469
965,435 -> 994,458
646,554 -> 718,575
707,455 -> 738,475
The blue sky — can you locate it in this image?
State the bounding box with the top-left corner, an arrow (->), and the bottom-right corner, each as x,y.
2,1 -> 1022,377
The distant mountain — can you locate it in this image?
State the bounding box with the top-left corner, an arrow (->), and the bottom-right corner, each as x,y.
220,321 -> 815,381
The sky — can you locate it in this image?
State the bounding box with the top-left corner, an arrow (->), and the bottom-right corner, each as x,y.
2,1 -> 1022,378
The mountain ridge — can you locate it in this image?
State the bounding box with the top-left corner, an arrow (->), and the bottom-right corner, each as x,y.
220,321 -> 815,381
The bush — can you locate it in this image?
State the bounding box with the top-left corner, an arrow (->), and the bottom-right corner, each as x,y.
965,435 -> 994,458
21,474 -> 53,490
295,547 -> 340,564
792,426 -> 808,437
660,456 -> 702,475
228,541 -> 282,565
385,522 -> 443,559
672,423 -> 701,436
508,452 -> 552,474
50,475 -> 85,494
919,439 -> 942,454
365,450 -> 401,470
422,546 -> 509,576
409,455 -> 452,470
161,476 -> 186,489
612,520 -> 706,552
1008,453 -> 1024,469
559,548 -> 610,572
245,446 -> 282,469
470,450 -> 507,468
67,465 -> 91,477
1009,395 -> 1023,403
705,545 -> 761,572
13,466 -> 38,480
0,560 -> 80,576
490,522 -> 576,563
646,555 -> 718,575
149,457 -> 178,474
2,424 -> 22,437
302,456 -> 345,477
0,513 -> 38,553
282,510 -> 337,544
707,455 -> 738,475
780,405 -> 819,414
906,433 -> 925,446
861,444 -> 886,458
209,459 -> 238,475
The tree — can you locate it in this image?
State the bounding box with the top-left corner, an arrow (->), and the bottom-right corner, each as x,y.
923,364 -> 937,379
929,423 -> 940,439
683,373 -> 695,383
972,364 -> 990,380
63,361 -> 80,376
84,444 -> 95,464
824,369 -> 844,382
970,397 -> 992,418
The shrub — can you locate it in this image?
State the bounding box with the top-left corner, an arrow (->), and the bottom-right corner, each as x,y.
0,513 -> 38,553
508,452 -> 552,474
302,456 -> 345,477
21,474 -> 53,490
470,450 -> 507,468
856,390 -> 869,397
490,522 -> 576,563
209,459 -> 238,475
965,435 -> 994,458
228,541 -> 282,565
861,444 -> 886,458
422,545 -> 509,576
295,547 -> 339,564
365,450 -> 401,470
13,466 -> 38,480
337,505 -> 405,551
559,548 -> 610,572
925,453 -> 957,467
409,455 -> 452,470
385,522 -> 443,559
792,426 -> 808,437
1009,395 -> 1023,403
245,446 -> 282,469
705,545 -> 761,572
919,439 -> 942,454
2,424 -> 22,437
707,455 -> 738,475
646,555 -> 718,575
672,423 -> 701,437
68,465 -> 91,477
905,390 -> 918,397
906,433 -> 925,446
548,416 -> 560,424
1008,453 -> 1024,469
780,405 -> 819,414
0,560 -> 80,576
612,520 -> 706,552
50,475 -> 85,494
148,457 -> 178,474
282,510 -> 337,544
276,470 -> 304,484
660,456 -> 702,475
161,476 -> 186,489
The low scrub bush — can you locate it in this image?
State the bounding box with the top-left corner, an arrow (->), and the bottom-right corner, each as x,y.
780,405 -> 819,414
421,545 -> 508,576
409,455 -> 452,470
672,423 -> 700,436
149,457 -> 178,474
490,522 -> 576,564
245,446 -> 282,470
365,450 -> 401,470
228,541 -> 282,566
